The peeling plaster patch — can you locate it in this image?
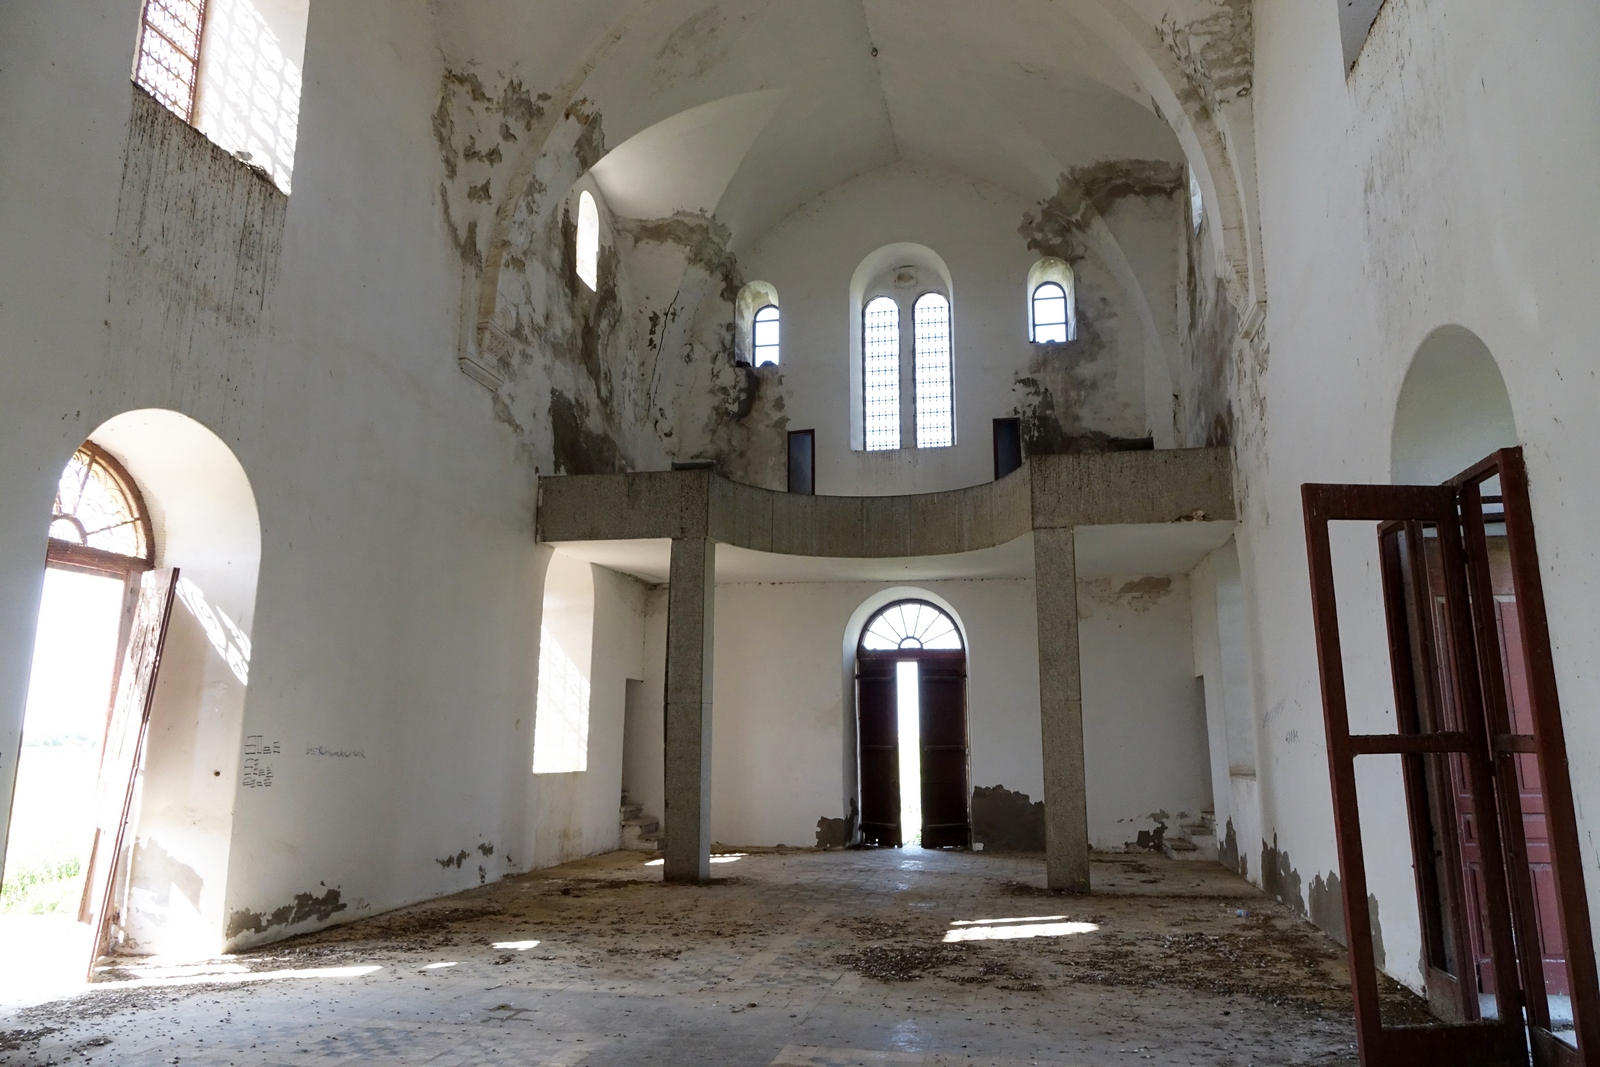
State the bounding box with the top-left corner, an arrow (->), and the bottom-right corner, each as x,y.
130,838 -> 204,912
1219,818 -> 1242,874
815,799 -> 858,849
1134,820 -> 1168,852
1159,0 -> 1253,113
1260,835 -> 1305,916
1368,893 -> 1386,971
550,389 -> 623,475
437,850 -> 471,869
1116,577 -> 1173,607
1180,212 -> 1238,447
618,211 -> 741,304
225,888 -> 346,939
1019,160 -> 1184,263
433,69 -> 550,271
1309,869 -> 1344,944
970,786 -> 1046,852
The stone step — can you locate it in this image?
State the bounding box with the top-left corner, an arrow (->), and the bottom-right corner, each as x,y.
621,802 -> 643,822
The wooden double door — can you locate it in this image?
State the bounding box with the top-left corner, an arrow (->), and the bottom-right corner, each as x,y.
856,649 -> 971,849
1303,448 -> 1598,1066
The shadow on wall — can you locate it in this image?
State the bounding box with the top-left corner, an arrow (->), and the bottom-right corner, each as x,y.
1391,325 -> 1517,484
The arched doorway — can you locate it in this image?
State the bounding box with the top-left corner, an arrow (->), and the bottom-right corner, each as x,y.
2,411 -> 261,985
855,600 -> 970,848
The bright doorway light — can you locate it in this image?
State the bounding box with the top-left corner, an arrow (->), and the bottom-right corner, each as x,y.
896,660 -> 921,845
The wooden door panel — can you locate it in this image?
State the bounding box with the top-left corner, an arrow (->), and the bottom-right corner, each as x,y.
918,656 -> 969,849
80,567 -> 178,975
856,655 -> 900,846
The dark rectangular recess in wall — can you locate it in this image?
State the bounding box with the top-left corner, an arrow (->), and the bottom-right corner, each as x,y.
787,430 -> 815,495
993,418 -> 1022,480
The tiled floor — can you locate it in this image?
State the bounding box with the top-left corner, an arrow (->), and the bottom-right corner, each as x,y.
0,848 -> 1395,1065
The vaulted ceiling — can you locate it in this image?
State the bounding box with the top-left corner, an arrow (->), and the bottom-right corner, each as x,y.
437,0 -> 1191,251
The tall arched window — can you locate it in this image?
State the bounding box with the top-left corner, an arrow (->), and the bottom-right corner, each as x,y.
863,296 -> 901,451
575,190 -> 599,291
913,293 -> 954,448
752,304 -> 780,367
1031,282 -> 1070,344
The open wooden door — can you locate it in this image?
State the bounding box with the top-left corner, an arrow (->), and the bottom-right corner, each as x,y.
78,566 -> 178,977
856,653 -> 901,846
917,651 -> 970,848
1303,447 -> 1598,1066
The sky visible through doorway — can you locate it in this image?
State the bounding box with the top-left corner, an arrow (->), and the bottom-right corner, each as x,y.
896,660 -> 921,845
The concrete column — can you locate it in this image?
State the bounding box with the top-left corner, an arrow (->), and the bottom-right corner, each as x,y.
1034,526 -> 1090,892
663,537 -> 715,883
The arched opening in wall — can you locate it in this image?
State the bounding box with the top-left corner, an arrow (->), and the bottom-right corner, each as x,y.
1391,325 -> 1517,484
575,190 -> 600,292
854,600 -> 969,849
734,281 -> 780,367
133,0 -> 309,192
1026,258 -> 1075,344
533,554 -> 595,776
1,411 -> 260,983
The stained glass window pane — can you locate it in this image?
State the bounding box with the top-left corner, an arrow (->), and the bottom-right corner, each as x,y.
913,293 -> 953,448
863,296 -> 901,451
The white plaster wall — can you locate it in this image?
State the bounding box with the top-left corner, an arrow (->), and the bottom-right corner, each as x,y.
93,411 -> 262,957
1079,575 -> 1211,849
0,2 -> 548,950
740,162 -> 1154,496
708,579 -> 1044,847
622,589 -> 669,824
1190,542 -> 1260,879
1248,0 -> 1600,988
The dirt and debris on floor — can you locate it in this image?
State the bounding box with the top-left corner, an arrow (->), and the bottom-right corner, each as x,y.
0,848 -> 1428,1065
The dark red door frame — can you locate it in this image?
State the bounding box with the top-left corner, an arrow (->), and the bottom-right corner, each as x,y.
1303,483 -> 1527,1066
1452,449 -> 1600,1060
1303,447 -> 1599,1066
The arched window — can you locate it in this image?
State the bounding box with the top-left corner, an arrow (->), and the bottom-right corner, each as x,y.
913,293 -> 954,448
863,296 -> 901,451
752,304 -> 780,367
861,600 -> 963,651
576,190 -> 599,291
1031,282 -> 1070,344
1027,258 -> 1075,343
49,443 -> 154,572
1189,167 -> 1204,234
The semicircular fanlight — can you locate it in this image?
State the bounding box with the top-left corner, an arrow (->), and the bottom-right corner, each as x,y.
50,444 -> 151,562
861,600 -> 962,651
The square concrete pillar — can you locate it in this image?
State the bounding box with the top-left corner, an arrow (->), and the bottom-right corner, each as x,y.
1034,526 -> 1090,892
663,537 -> 715,883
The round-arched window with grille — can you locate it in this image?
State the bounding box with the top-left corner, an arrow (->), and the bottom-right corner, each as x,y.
860,600 -> 963,651
49,442 -> 153,570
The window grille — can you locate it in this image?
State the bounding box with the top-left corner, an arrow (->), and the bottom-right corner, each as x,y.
752,305 -> 780,366
576,190 -> 599,291
913,293 -> 954,448
861,600 -> 963,651
50,443 -> 153,564
134,0 -> 208,122
863,296 -> 901,451
1031,282 -> 1070,344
